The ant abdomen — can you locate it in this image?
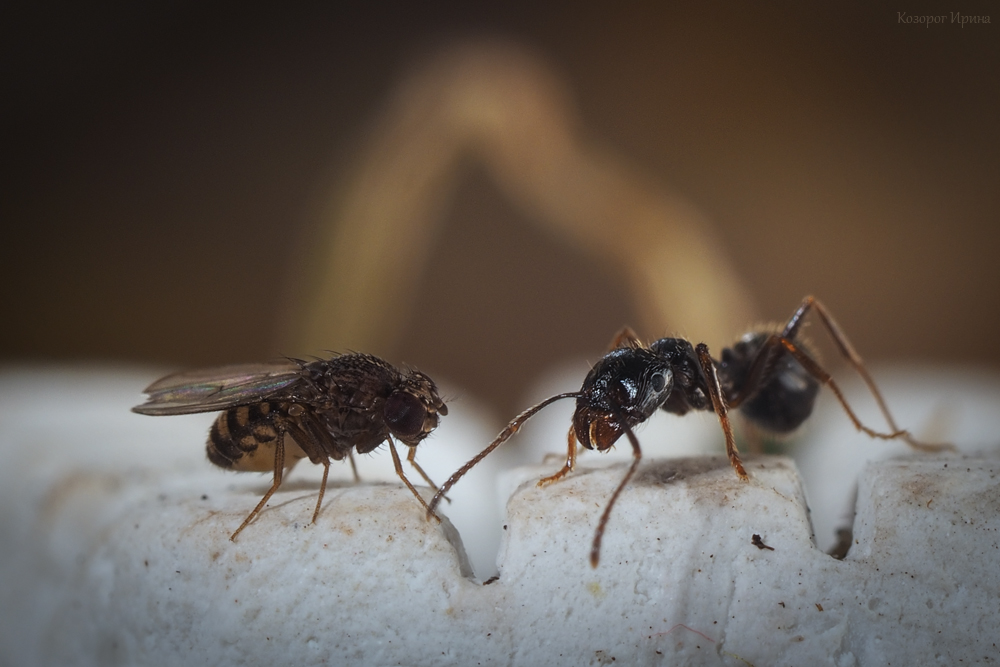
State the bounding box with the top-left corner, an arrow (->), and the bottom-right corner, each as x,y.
719,332 -> 821,434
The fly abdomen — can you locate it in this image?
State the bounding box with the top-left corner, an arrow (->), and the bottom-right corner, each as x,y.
207,403 -> 281,471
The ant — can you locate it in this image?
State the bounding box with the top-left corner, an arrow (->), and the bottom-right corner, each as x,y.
428,296 -> 951,567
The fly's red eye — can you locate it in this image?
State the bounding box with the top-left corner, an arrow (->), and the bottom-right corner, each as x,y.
384,392 -> 427,438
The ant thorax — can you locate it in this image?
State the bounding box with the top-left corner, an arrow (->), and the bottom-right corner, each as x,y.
647,338 -> 715,416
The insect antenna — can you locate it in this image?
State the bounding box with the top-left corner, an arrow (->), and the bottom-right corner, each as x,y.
405,445 -> 450,503
387,436 -> 439,521
426,392 -> 582,519
589,410 -> 642,567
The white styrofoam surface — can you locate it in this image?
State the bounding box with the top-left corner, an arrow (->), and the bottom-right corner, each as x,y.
1,366 -> 999,665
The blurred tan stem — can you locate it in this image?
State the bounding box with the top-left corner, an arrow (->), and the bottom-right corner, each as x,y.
287,42 -> 757,356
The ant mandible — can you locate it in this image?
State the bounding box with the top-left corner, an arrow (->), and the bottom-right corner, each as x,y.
428,296 -> 952,567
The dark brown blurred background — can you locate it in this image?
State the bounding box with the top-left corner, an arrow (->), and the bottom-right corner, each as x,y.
3,1 -> 998,416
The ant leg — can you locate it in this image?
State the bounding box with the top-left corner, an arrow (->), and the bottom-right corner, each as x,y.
230,430 -> 286,541
696,343 -> 748,481
427,392 -> 582,518
773,336 -> 948,450
348,451 -> 361,482
780,296 -> 953,452
779,294 -> 815,340
406,446 -> 450,504
387,436 -> 440,522
537,425 -> 579,487
608,326 -> 643,351
311,459 -> 330,524
589,417 -> 642,568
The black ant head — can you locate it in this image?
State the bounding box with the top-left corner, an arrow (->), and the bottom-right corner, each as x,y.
573,347 -> 673,451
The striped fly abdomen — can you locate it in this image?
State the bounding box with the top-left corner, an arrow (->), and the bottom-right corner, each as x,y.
207,402 -> 308,472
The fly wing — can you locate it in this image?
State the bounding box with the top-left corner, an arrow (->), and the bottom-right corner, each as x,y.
132,361 -> 305,415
